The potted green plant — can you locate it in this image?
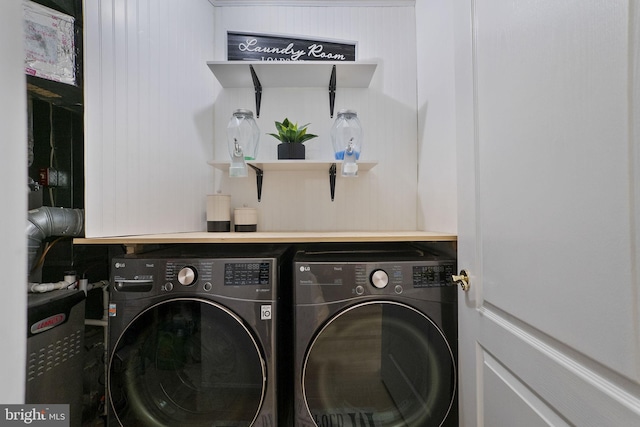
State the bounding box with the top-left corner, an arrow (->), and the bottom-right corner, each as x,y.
268,118 -> 318,159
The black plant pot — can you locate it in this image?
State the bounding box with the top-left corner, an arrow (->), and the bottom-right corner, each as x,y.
277,143 -> 305,160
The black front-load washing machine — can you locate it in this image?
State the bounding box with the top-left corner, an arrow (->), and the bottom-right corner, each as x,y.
293,244 -> 458,427
107,245 -> 291,427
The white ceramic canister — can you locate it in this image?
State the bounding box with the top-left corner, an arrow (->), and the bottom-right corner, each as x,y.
206,194 -> 231,232
234,207 -> 258,232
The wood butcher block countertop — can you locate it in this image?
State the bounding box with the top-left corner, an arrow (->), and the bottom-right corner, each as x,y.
74,231 -> 457,245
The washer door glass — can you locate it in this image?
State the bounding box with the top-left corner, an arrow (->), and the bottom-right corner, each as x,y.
303,301 -> 455,427
109,299 -> 265,427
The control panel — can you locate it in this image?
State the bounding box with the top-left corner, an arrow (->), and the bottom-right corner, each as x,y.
111,257 -> 274,298
295,259 -> 456,302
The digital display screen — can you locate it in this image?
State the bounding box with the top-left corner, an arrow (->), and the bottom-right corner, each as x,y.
224,262 -> 270,286
413,264 -> 454,288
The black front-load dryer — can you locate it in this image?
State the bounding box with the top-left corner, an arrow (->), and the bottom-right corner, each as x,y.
107,245 -> 290,427
293,244 -> 458,427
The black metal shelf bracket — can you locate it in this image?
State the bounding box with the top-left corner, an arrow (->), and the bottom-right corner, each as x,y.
250,65 -> 263,118
329,163 -> 337,201
329,65 -> 337,118
248,164 -> 264,202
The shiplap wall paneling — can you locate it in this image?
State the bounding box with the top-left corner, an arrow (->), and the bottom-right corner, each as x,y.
416,0 -> 457,233
212,4 -> 418,231
84,0 -> 216,237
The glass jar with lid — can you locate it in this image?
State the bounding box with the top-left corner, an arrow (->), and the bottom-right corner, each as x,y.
330,109 -> 362,176
227,109 -> 260,177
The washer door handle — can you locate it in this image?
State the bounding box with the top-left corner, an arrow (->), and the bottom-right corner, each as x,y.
114,279 -> 153,292
452,270 -> 470,291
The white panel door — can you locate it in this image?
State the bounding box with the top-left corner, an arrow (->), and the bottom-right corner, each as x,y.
455,1 -> 640,425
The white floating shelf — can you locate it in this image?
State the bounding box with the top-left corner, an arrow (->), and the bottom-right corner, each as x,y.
209,160 -> 377,202
207,61 -> 378,88
207,60 -> 378,117
208,160 -> 377,172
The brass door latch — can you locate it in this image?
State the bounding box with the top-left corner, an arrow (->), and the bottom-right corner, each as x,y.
452,269 -> 470,291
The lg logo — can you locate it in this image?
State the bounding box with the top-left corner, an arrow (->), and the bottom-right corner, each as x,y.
299,266 -> 310,272
114,262 -> 125,269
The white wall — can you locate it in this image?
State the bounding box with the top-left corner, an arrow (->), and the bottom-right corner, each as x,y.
84,0 -> 422,236
212,3 -> 418,231
84,0 -> 216,237
0,1 -> 27,402
415,0 -> 457,233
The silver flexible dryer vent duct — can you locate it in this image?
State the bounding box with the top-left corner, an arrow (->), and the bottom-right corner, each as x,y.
27,207 -> 85,272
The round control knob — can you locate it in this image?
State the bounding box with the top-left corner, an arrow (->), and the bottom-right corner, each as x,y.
177,266 -> 197,286
370,269 -> 389,289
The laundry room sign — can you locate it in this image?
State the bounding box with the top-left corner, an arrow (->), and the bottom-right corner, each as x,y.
227,31 -> 357,61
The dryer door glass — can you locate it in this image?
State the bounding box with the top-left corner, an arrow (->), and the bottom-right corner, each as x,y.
109,299 -> 265,427
303,301 -> 456,427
